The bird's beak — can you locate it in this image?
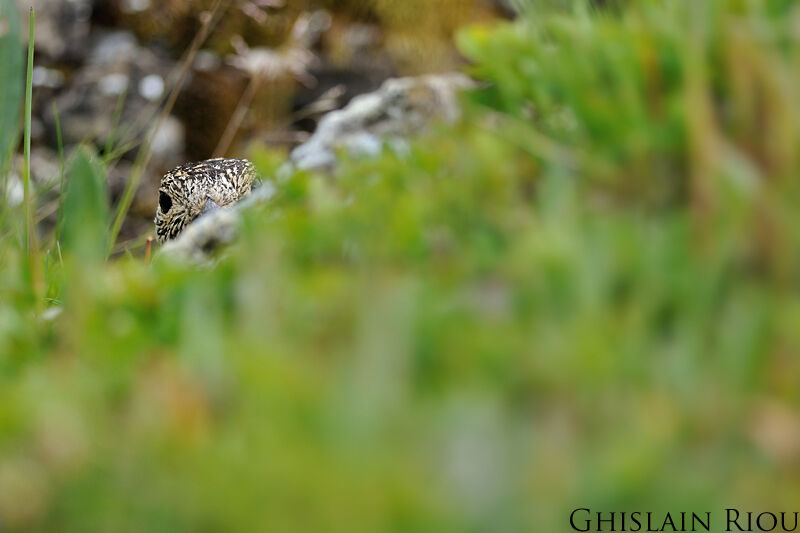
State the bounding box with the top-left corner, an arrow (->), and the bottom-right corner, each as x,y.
201,198 -> 221,217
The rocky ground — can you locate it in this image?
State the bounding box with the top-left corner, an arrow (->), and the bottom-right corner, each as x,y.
10,0 -> 512,245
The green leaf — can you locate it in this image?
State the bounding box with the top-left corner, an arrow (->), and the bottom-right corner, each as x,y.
61,146 -> 109,261
0,0 -> 23,172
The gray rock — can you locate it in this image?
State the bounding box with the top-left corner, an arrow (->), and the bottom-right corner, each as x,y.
89,31 -> 139,66
16,0 -> 92,61
32,66 -> 65,89
44,30 -> 176,150
290,73 -> 475,171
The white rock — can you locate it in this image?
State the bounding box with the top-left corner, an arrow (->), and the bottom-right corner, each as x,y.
138,74 -> 164,101
290,73 -> 475,171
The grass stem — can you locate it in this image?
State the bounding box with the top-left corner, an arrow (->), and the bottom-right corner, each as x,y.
22,7 -> 33,253
53,102 -> 65,240
23,7 -> 43,311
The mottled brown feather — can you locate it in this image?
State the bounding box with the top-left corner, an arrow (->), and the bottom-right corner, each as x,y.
154,158 -> 256,242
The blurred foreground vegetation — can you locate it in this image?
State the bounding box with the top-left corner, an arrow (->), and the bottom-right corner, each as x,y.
2,0 -> 800,531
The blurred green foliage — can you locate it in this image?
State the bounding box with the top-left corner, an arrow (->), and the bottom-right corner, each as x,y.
2,0 -> 800,531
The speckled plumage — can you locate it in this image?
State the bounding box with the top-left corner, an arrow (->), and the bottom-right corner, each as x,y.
154,158 -> 256,242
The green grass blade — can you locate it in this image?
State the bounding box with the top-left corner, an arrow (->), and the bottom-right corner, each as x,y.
61,146 -> 109,262
53,101 -> 66,240
0,0 -> 22,176
22,7 -> 34,254
0,0 -> 23,235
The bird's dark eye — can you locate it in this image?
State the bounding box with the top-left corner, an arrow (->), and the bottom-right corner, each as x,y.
159,191 -> 173,213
